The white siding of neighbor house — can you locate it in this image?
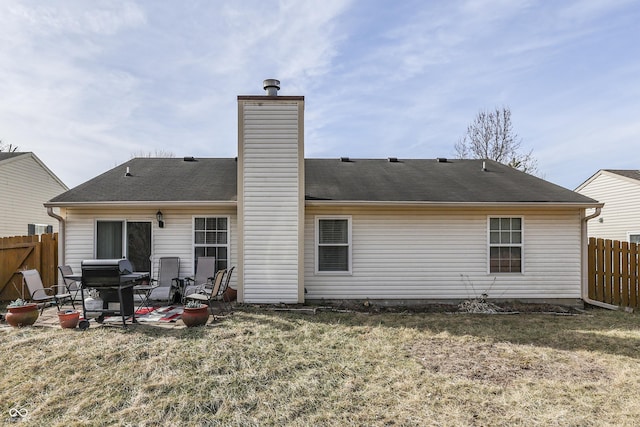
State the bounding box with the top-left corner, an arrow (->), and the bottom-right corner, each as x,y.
304,207 -> 584,301
60,207 -> 238,289
577,172 -> 640,242
238,100 -> 304,303
0,154 -> 67,237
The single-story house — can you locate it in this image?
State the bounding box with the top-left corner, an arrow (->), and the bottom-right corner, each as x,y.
46,80 -> 602,305
576,169 -> 640,243
0,152 -> 68,238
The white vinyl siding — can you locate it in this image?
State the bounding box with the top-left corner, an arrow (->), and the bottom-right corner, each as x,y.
578,172 -> 640,241
239,101 -> 303,303
304,207 -> 583,301
61,207 -> 237,290
0,154 -> 67,237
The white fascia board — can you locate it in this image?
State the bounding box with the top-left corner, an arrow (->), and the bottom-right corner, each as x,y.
44,201 -> 238,208
305,200 -> 604,209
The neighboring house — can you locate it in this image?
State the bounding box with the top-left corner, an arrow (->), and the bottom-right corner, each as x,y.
576,169 -> 640,243
46,81 -> 601,305
0,152 -> 68,238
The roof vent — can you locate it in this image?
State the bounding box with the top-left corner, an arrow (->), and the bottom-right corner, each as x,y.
482,161 -> 487,171
437,157 -> 448,163
183,156 -> 196,162
388,157 -> 399,163
263,79 -> 280,96
125,167 -> 132,177
340,157 -> 350,162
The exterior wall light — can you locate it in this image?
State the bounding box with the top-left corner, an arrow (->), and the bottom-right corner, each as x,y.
156,211 -> 164,228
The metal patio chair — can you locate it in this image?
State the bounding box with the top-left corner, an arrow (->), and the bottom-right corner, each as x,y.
58,265 -> 81,302
21,269 -> 75,314
182,256 -> 216,302
219,266 -> 235,312
184,268 -> 227,315
145,257 -> 180,302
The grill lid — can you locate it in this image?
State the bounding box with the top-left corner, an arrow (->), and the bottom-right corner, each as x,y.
81,259 -> 134,274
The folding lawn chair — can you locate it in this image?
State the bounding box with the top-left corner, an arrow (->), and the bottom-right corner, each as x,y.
21,269 -> 75,314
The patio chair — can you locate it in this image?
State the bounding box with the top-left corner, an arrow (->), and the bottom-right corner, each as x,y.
219,266 -> 235,312
182,256 -> 216,302
184,268 -> 227,314
21,269 -> 75,314
146,257 -> 180,302
58,265 -> 81,302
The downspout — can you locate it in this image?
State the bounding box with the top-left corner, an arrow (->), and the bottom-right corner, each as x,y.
582,207 -> 618,310
47,207 -> 65,267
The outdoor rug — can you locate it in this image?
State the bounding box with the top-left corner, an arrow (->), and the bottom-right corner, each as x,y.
99,305 -> 183,324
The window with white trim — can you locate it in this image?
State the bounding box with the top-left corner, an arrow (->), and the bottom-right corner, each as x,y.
194,217 -> 228,272
629,233 -> 640,245
316,217 -> 351,273
28,223 -> 53,236
489,217 -> 522,273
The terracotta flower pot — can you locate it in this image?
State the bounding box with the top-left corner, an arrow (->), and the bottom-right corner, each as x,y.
58,310 -> 80,329
223,287 -> 237,302
6,303 -> 39,327
182,304 -> 209,327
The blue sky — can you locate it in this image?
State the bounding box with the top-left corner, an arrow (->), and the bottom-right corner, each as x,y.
1,0 -> 638,190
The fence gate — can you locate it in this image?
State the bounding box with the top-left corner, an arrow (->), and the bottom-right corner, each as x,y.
588,237 -> 640,309
0,233 -> 58,302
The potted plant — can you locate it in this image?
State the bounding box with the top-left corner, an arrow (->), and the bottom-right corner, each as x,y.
5,299 -> 39,327
181,300 -> 209,327
58,310 -> 80,329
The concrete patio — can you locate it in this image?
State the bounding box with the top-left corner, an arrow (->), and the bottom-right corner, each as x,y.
1,301 -> 231,330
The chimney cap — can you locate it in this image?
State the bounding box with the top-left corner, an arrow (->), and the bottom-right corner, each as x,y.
263,79 -> 280,96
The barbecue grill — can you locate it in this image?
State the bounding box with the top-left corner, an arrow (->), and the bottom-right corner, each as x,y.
80,259 -> 149,327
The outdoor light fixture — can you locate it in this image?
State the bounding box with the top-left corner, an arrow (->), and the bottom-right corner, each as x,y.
156,211 -> 164,228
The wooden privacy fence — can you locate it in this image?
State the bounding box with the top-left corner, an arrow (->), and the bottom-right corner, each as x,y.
588,237 -> 640,309
0,233 -> 58,302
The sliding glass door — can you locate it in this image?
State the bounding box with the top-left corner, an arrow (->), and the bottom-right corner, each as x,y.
96,220 -> 151,272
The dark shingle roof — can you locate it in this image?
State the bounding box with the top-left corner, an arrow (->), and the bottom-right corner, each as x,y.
48,157 -> 598,205
305,159 -> 597,204
605,169 -> 640,183
0,152 -> 27,162
49,158 -> 237,203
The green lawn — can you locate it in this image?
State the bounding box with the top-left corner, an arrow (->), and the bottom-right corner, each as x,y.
1,306 -> 639,426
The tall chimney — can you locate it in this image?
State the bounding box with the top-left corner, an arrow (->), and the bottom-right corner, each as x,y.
263,79 -> 280,96
237,80 -> 305,304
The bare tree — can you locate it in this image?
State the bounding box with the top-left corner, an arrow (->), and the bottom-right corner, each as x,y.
0,140 -> 18,152
130,149 -> 176,158
455,107 -> 538,174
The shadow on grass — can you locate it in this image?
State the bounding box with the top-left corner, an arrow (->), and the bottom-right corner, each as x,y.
235,305 -> 640,360
65,304 -> 640,360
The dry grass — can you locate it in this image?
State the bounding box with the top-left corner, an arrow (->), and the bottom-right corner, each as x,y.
1,306 -> 640,426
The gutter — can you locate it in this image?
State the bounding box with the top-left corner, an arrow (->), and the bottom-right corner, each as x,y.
581,207 -> 618,310
47,207 -> 65,267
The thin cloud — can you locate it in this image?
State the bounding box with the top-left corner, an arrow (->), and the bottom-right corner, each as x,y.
0,0 -> 638,191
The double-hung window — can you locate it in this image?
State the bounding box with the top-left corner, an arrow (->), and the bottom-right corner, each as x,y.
194,217 -> 229,272
489,217 -> 522,273
316,217 -> 351,273
28,223 -> 53,236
